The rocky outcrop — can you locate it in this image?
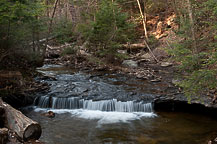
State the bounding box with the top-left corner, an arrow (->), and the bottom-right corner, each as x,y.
154,93 -> 217,118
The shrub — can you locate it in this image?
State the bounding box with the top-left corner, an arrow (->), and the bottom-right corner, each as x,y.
79,0 -> 135,60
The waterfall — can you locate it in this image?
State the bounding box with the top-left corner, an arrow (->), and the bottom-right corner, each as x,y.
34,96 -> 153,112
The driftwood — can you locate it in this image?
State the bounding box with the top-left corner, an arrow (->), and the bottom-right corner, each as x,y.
0,98 -> 41,141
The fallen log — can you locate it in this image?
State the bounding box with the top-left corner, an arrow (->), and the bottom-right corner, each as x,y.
29,36 -> 55,46
122,43 -> 146,50
0,98 -> 41,141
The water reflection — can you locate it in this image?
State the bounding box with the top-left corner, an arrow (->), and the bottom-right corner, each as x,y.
25,110 -> 217,144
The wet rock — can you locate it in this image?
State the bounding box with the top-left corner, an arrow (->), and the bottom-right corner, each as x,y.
34,65 -> 217,116
42,111 -> 55,118
122,60 -> 138,68
39,75 -> 57,81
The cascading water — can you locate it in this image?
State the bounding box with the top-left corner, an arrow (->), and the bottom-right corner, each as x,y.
24,65 -> 217,144
34,96 -> 153,112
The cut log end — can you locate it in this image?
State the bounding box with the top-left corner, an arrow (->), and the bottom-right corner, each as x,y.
24,124 -> 42,141
0,98 -> 42,141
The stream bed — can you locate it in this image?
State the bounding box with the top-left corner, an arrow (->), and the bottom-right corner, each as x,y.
23,65 -> 217,144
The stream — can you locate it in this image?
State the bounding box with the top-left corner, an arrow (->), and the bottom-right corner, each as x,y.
23,65 -> 217,144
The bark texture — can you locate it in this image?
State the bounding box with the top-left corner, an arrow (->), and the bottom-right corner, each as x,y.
0,98 -> 41,141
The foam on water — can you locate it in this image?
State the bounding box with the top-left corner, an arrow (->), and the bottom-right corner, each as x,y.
34,108 -> 156,125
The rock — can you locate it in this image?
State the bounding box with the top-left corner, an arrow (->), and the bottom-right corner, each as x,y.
122,60 -> 138,68
117,50 -> 127,54
0,128 -> 8,144
42,111 -> 55,118
160,62 -> 173,67
141,53 -> 151,59
172,79 -> 180,85
151,78 -> 161,82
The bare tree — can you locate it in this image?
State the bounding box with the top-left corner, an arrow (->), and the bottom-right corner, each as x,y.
136,0 -> 159,62
136,0 -> 148,39
186,0 -> 197,53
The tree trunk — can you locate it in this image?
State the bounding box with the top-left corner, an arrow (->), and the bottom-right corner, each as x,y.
48,0 -> 59,34
136,0 -> 158,62
136,0 -> 148,39
46,0 -> 49,17
0,98 -> 41,141
186,0 -> 197,53
143,0 -> 147,36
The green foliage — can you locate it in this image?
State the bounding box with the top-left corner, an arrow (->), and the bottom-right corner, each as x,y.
52,18 -> 75,44
79,0 -> 135,60
0,0 -> 47,67
169,0 -> 217,101
178,69 -> 217,102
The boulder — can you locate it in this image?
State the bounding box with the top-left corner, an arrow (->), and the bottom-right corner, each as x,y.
122,60 -> 138,68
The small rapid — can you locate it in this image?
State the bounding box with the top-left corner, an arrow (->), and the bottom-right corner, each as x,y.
23,65 -> 217,144
34,96 -> 153,112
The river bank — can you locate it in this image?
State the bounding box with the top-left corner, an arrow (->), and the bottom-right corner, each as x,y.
40,41 -> 217,116
0,59 -> 216,143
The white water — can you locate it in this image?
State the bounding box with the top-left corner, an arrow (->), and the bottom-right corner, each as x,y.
34,108 -> 156,125
35,96 -> 153,112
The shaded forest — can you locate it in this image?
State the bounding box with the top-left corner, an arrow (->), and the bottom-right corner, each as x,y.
0,0 -> 217,143
0,0 -> 216,102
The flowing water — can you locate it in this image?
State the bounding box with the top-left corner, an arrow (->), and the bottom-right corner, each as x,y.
24,65 -> 217,144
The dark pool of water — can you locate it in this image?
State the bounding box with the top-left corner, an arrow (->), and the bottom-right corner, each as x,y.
25,109 -> 217,144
